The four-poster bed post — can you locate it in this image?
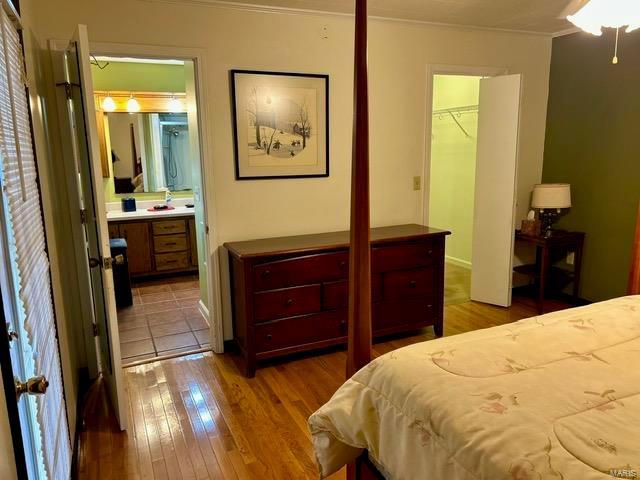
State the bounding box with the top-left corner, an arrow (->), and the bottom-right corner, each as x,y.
347,0 -> 372,379
629,202 -> 640,295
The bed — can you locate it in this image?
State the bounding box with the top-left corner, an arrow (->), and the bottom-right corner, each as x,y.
309,296 -> 640,479
309,0 -> 640,478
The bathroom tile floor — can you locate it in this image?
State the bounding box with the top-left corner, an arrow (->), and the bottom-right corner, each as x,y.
117,275 -> 211,365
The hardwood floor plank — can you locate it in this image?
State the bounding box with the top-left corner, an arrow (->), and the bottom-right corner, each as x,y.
78,297 -> 570,479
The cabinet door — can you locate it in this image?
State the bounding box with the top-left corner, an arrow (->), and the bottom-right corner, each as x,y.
120,222 -> 152,274
188,217 -> 198,267
108,223 -> 120,239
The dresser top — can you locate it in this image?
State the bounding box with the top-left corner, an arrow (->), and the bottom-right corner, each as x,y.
224,224 -> 450,259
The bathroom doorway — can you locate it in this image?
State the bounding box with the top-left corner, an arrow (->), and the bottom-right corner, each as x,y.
89,55 -> 214,365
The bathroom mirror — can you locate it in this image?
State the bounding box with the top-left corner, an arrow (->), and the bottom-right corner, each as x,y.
107,112 -> 193,194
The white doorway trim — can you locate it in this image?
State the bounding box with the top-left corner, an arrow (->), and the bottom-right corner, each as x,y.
421,64 -> 509,226
83,41 -> 224,354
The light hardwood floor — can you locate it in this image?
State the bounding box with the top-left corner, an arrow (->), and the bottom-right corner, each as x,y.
76,297 -> 569,479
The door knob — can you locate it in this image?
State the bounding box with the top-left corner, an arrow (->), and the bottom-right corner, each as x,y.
15,375 -> 49,400
6,323 -> 17,343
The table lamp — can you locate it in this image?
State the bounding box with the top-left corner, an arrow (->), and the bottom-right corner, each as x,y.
531,183 -> 571,237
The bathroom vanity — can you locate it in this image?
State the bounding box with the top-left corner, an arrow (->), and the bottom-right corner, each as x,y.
107,206 -> 198,278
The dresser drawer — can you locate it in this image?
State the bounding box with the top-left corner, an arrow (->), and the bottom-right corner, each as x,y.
322,275 -> 382,310
373,299 -> 437,331
152,219 -> 186,235
255,310 -> 346,353
155,252 -> 190,271
254,284 -> 321,322
253,251 -> 349,291
383,267 -> 436,301
372,241 -> 440,273
153,233 -> 188,253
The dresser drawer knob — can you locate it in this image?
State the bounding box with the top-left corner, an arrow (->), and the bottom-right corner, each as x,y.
340,320 -> 347,330
409,280 -> 417,288
339,261 -> 347,269
266,333 -> 273,341
261,269 -> 271,278
427,304 -> 433,309
285,298 -> 294,307
427,250 -> 433,256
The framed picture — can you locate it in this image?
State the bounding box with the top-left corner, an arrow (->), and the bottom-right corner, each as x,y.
230,70 -> 329,180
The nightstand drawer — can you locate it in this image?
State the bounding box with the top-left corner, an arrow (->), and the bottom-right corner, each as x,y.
152,219 -> 186,235
154,234 -> 188,253
254,284 -> 321,322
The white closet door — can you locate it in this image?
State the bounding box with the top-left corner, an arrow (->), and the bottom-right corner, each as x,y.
470,74 -> 522,307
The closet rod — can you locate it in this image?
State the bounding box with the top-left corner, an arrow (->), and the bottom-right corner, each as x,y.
432,104 -> 478,116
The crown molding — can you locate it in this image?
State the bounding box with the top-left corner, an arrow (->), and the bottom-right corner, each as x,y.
139,0 -> 561,37
551,27 -> 581,38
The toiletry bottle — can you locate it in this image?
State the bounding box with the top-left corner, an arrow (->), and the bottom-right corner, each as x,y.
165,188 -> 173,207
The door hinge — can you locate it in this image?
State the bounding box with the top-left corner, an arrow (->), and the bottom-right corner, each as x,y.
55,81 -> 80,100
80,209 -> 87,224
92,323 -> 99,337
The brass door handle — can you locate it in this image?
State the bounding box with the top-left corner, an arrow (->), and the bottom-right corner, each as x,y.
114,254 -> 124,265
15,375 -> 49,400
6,323 -> 17,343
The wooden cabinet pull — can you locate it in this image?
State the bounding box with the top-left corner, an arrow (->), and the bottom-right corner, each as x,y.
262,270 -> 271,277
266,334 -> 273,341
285,298 -> 294,306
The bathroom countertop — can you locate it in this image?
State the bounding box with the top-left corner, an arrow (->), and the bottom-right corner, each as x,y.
106,205 -> 196,221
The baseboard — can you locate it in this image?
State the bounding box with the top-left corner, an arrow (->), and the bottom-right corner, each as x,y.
70,367 -> 90,480
198,299 -> 210,323
445,255 -> 472,270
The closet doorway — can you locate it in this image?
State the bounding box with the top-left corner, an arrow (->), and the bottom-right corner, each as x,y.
425,66 -> 522,308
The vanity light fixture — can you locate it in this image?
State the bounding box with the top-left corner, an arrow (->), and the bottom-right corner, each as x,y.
126,93 -> 140,113
168,95 -> 183,113
101,93 -> 116,112
566,0 -> 640,64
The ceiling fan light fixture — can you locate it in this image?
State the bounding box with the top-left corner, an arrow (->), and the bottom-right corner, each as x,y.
567,0 -> 640,35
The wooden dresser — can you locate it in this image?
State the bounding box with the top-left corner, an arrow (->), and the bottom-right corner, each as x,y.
224,224 -> 450,377
108,216 -> 198,278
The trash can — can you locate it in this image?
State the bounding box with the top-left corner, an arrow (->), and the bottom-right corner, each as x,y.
110,238 -> 133,309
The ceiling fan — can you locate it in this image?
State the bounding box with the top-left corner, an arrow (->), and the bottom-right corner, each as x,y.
559,0 -> 640,63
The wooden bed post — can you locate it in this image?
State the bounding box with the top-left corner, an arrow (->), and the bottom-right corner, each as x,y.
347,0 -> 372,379
628,202 -> 640,295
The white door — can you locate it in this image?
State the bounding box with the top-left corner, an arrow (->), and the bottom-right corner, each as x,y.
470,74 -> 522,307
61,25 -> 127,430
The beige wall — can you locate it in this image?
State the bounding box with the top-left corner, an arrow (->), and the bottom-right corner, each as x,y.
26,1 -> 552,340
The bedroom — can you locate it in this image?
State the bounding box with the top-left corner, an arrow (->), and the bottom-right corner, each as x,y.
0,0 -> 638,478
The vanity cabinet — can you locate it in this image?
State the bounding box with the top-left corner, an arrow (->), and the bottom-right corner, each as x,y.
108,215 -> 198,278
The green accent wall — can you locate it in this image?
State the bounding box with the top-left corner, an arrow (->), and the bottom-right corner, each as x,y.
91,61 -> 186,93
542,30 -> 640,301
429,75 -> 481,267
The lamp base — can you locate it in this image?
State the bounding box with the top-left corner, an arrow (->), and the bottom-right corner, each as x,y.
539,209 -> 561,238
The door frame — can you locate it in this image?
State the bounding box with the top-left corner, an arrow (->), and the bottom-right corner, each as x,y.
421,64 -> 509,226
51,39 -> 224,354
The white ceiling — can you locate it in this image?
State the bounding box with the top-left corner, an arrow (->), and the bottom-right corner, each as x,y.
215,0 -> 580,35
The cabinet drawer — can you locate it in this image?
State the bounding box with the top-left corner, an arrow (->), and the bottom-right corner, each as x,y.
253,251 -> 349,291
383,267 -> 436,301
155,252 -> 190,271
254,284 -> 321,322
322,275 -> 382,310
255,310 -> 346,353
372,240 -> 440,273
373,299 -> 437,331
154,234 -> 188,253
152,219 -> 186,235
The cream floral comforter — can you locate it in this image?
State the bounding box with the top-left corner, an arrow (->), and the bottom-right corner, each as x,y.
309,296 -> 640,479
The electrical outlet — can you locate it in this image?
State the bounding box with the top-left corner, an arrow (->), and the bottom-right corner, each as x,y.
413,176 -> 421,191
566,252 -> 575,265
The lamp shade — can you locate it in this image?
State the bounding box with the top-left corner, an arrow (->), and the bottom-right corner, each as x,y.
531,184 -> 572,209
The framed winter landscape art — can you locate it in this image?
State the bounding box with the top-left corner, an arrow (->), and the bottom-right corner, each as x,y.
231,70 -> 329,179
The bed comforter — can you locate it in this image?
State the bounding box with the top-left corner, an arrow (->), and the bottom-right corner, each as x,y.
309,296 -> 640,479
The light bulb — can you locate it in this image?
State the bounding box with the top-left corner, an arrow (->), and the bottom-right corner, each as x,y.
168,96 -> 183,113
102,95 -> 116,112
126,95 -> 140,113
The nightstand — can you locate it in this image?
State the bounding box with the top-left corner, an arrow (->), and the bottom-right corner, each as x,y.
514,230 -> 585,314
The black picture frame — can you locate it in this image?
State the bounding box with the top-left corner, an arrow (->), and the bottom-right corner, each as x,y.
230,69 -> 330,180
